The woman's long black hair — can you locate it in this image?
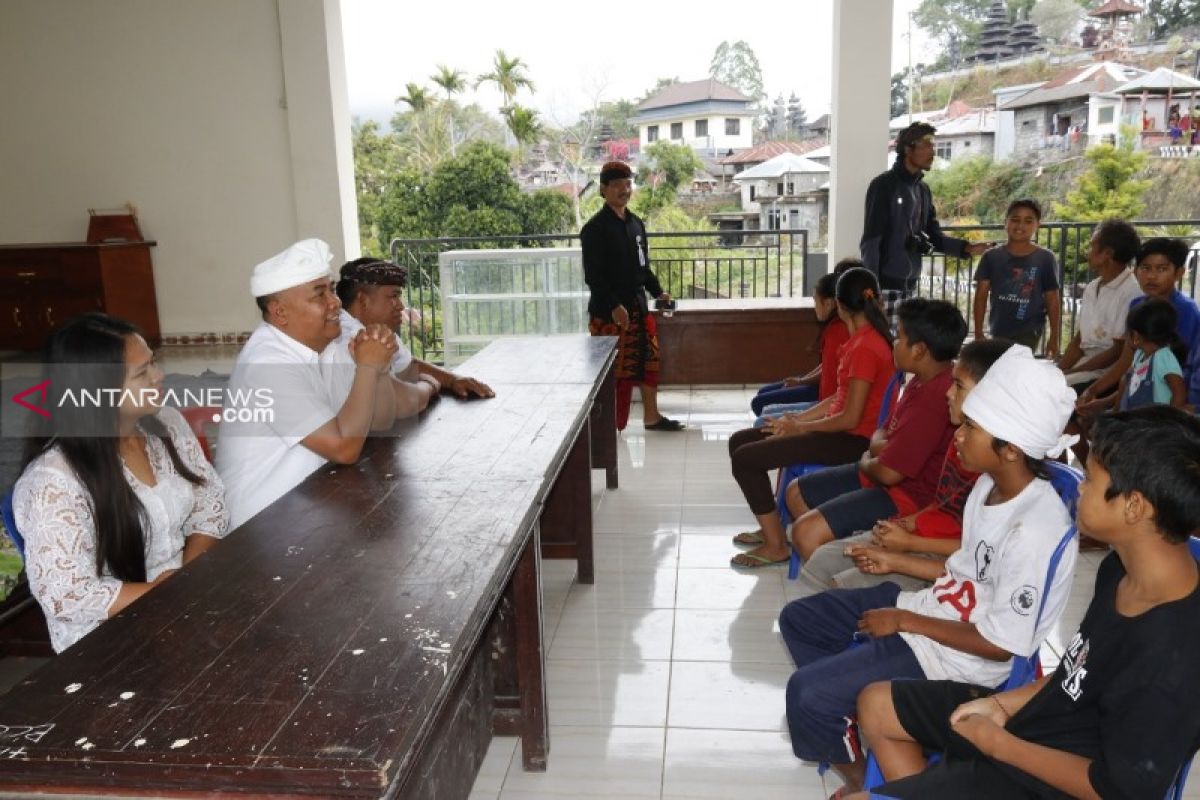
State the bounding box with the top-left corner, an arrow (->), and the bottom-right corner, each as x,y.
21,313 -> 205,582
834,267 -> 893,346
810,257 -> 866,354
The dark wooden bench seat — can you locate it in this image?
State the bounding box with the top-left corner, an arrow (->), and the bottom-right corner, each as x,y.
0,334 -> 617,798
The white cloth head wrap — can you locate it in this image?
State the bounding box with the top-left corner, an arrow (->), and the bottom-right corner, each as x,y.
250,239 -> 333,297
962,344 -> 1078,459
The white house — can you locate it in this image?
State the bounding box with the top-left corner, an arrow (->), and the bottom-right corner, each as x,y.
889,101 -> 996,162
732,152 -> 829,232
997,61 -> 1146,159
631,78 -> 756,158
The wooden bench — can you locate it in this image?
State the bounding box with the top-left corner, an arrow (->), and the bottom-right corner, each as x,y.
0,334 -> 617,798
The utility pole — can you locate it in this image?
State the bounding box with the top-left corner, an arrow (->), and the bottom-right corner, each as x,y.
907,11 -> 914,123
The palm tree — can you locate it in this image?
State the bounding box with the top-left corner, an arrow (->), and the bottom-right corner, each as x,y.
475,50 -> 535,109
396,83 -> 433,112
431,65 -> 467,100
502,103 -> 542,164
430,65 -> 467,155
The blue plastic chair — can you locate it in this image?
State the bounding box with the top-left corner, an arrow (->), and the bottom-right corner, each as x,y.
779,370 -> 905,580
0,490 -> 23,562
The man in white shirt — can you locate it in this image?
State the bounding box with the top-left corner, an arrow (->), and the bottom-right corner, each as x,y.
216,239 -> 408,528
333,257 -> 494,399
1057,220 -> 1143,388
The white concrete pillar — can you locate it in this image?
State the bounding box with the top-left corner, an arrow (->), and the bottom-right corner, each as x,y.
277,0 -> 360,262
829,0 -> 894,267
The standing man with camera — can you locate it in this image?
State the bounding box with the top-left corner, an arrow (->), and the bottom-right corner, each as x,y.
860,122 -> 992,325
582,160 -> 683,432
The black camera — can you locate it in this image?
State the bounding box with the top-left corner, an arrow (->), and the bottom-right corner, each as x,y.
654,297 -> 677,312
907,231 -> 935,256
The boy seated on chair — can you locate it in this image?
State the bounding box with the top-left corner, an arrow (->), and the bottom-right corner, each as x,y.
783,298 -> 968,563
853,406 -> 1200,800
778,345 -> 1078,797
793,339 -> 1012,599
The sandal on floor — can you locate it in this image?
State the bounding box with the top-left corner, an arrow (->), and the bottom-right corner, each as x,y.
730,551 -> 790,569
732,529 -> 765,546
644,416 -> 685,431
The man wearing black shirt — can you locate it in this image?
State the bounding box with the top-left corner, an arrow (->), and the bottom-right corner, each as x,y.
581,160 -> 682,432
860,122 -> 991,324
850,407 -> 1200,800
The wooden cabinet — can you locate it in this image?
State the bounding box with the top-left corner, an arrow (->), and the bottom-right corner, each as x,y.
0,241 -> 160,350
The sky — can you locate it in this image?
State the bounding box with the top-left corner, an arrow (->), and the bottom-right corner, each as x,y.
341,0 -> 937,128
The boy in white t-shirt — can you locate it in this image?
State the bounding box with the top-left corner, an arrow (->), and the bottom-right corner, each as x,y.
778,346 -> 1077,795
1057,219 -> 1143,389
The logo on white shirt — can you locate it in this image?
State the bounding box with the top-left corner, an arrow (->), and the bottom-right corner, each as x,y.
975,541 -> 996,582
1010,585 -> 1038,616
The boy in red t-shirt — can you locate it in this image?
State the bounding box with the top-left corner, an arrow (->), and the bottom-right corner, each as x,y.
794,340 -> 1012,597
784,299 -> 968,563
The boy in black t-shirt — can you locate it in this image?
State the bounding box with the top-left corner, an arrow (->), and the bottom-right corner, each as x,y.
848,406 -> 1200,800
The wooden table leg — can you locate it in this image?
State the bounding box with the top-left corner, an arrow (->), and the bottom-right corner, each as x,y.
513,530 -> 548,771
540,425 -> 595,584
591,365 -> 619,490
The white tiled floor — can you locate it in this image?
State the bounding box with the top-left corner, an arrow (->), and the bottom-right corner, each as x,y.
469,386 -> 1197,800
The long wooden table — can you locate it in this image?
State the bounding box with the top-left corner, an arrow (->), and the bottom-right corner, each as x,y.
0,334 -> 617,798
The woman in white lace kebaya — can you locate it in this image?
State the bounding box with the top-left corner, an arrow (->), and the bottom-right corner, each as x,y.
13,314 -> 229,652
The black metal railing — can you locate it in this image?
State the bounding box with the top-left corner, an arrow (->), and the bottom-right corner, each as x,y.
390,219 -> 1199,363
914,219 -> 1200,344
390,229 -> 809,363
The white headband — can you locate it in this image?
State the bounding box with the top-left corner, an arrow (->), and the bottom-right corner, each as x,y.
962,345 -> 1079,459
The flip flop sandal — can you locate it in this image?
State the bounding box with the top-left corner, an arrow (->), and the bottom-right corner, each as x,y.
730,551 -> 790,569
644,417 -> 685,431
732,529 -> 765,546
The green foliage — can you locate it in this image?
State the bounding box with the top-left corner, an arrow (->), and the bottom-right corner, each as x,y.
580,98 -> 638,140
396,83 -> 433,112
431,65 -> 467,99
926,155 -> 1028,221
913,0 -> 993,62
633,142 -> 704,221
1143,0 -> 1200,39
475,49 -> 535,107
1030,0 -> 1084,43
709,41 -> 766,106
356,141 -> 573,249
1053,141 -> 1151,222
891,69 -> 911,119
501,103 -> 543,163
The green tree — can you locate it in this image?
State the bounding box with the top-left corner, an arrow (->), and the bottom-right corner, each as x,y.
1143,0 -> 1200,39
708,40 -> 766,106
501,103 -> 543,164
475,49 -> 535,108
1053,140 -> 1151,222
396,82 -> 434,112
431,65 -> 467,100
891,69 -> 911,119
1030,0 -> 1085,44
352,119 -> 410,255
431,65 -> 468,155
913,0 -> 993,63
633,141 -> 704,222
925,154 -> 1027,221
